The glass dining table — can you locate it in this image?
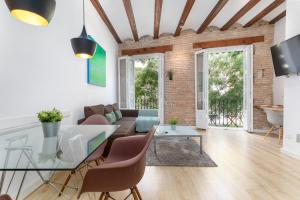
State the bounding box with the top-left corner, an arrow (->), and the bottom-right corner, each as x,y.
0,124 -> 119,199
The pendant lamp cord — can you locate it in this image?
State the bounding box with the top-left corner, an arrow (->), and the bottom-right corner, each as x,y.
83,0 -> 86,26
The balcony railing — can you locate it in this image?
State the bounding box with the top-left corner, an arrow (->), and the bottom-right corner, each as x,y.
209,99 -> 243,127
135,98 -> 158,110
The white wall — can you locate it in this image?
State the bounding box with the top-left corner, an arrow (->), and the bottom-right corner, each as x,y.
282,0 -> 300,159
273,18 -> 286,105
0,0 -> 118,198
0,0 -> 118,125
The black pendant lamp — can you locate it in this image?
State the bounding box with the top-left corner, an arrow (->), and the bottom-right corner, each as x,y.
71,0 -> 96,59
5,0 -> 56,26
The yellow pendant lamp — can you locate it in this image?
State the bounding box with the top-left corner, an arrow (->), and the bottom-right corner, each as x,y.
5,0 -> 56,26
71,0 -> 96,59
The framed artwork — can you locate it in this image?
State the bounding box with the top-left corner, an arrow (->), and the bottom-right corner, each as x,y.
87,36 -> 106,87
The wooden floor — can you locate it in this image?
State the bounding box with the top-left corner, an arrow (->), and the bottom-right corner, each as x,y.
26,129 -> 300,200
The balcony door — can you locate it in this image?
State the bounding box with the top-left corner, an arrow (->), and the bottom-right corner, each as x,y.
118,54 -> 164,123
195,45 -> 253,132
195,51 -> 209,129
118,56 -> 135,109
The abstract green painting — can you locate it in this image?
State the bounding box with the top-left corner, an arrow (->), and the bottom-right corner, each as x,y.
87,36 -> 106,87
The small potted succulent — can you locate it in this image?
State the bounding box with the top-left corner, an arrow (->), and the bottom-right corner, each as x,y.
38,108 -> 63,138
169,117 -> 178,130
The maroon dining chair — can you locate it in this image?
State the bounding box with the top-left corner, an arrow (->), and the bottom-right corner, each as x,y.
59,115 -> 110,196
0,195 -> 12,200
77,128 -> 155,200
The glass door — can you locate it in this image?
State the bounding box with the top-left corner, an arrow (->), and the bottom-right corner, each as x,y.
118,56 -> 135,109
195,51 -> 209,129
243,45 -> 253,132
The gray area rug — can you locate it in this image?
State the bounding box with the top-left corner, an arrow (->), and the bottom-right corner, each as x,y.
146,137 -> 217,167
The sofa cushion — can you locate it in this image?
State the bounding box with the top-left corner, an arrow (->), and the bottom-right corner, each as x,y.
104,105 -> 114,114
120,109 -> 139,117
114,110 -> 123,120
105,112 -> 117,124
112,103 -> 119,111
121,117 -> 136,121
84,105 -> 104,118
115,120 -> 136,134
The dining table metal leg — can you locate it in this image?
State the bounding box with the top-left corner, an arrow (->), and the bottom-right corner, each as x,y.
23,149 -> 73,200
6,150 -> 25,194
200,136 -> 203,155
0,150 -> 11,193
154,137 -> 157,155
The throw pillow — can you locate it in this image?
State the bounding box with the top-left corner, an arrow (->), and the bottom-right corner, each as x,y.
112,103 -> 119,111
105,112 -> 117,124
114,110 -> 123,120
104,105 -> 114,114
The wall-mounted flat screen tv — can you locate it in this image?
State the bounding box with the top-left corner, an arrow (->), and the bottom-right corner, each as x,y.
271,34 -> 300,77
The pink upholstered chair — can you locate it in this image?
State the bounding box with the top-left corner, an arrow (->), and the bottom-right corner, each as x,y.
77,128 -> 155,200
81,114 -> 111,125
0,195 -> 12,200
59,115 -> 110,196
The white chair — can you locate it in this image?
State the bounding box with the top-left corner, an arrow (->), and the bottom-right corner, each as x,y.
263,108 -> 283,144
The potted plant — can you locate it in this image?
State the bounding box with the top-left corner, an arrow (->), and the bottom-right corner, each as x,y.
169,117 -> 178,130
37,108 -> 63,137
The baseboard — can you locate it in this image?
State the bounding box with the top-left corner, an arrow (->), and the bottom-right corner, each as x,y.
281,148 -> 300,160
252,129 -> 268,133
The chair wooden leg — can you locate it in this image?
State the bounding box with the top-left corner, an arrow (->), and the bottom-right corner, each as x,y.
134,186 -> 142,200
104,192 -> 109,200
264,126 -> 274,139
278,127 -> 283,145
131,188 -> 139,200
100,156 -> 105,162
59,171 -> 74,196
98,192 -> 105,200
95,159 -> 100,166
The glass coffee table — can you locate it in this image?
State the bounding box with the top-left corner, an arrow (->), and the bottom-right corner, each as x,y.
154,125 -> 203,155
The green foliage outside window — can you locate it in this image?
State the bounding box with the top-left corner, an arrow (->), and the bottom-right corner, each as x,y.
208,51 -> 244,113
135,59 -> 159,109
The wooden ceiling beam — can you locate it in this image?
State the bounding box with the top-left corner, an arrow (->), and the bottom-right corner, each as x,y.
121,45 -> 173,56
174,0 -> 195,37
154,0 -> 163,39
221,0 -> 261,31
193,36 -> 264,49
244,0 -> 285,28
90,0 -> 122,44
123,0 -> 139,41
269,10 -> 286,24
197,0 -> 229,34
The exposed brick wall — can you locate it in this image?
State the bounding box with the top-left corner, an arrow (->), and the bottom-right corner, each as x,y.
119,24 -> 274,130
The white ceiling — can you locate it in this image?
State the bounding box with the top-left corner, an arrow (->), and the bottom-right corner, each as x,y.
98,0 -> 286,41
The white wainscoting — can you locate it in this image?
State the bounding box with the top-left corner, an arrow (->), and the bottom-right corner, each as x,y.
0,111 -> 71,134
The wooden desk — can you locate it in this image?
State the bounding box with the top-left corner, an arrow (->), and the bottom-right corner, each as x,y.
255,105 -> 283,112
